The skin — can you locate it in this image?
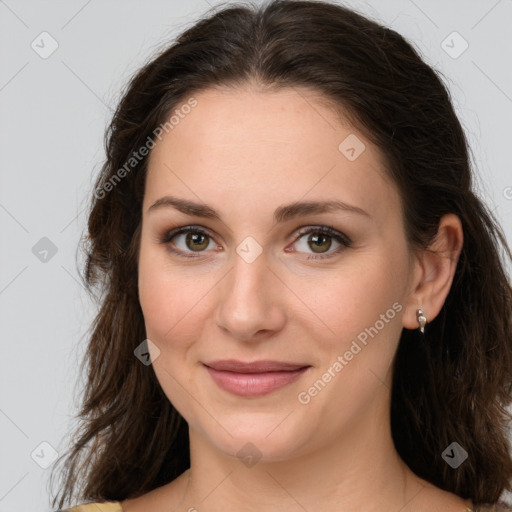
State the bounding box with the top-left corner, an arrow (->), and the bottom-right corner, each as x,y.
121,86 -> 470,512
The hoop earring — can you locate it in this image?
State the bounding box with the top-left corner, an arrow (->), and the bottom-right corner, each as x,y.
416,309 -> 427,333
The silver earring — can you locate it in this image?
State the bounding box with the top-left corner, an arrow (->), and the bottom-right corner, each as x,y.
416,309 -> 427,333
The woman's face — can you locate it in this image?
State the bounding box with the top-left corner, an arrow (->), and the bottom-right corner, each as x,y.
138,86 -> 416,461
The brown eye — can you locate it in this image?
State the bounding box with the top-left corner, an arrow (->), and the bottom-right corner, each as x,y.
307,233 -> 332,253
292,226 -> 352,260
161,226 -> 217,257
185,231 -> 209,251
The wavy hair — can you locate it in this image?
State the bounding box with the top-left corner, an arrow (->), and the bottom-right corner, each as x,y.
49,0 -> 512,508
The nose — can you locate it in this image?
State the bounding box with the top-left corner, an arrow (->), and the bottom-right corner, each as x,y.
214,249 -> 287,342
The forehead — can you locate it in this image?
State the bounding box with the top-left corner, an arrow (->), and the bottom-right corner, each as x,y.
144,86 -> 400,226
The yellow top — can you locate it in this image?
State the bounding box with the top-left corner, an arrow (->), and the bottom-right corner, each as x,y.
61,502 -> 123,512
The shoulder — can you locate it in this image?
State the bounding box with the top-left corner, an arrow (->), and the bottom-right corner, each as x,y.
57,501 -> 123,512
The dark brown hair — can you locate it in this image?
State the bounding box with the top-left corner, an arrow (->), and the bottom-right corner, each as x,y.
49,0 -> 512,509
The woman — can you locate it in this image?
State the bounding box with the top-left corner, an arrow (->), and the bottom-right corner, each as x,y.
50,1 -> 512,511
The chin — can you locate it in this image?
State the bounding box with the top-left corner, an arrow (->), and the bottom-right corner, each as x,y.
204,418 -> 313,464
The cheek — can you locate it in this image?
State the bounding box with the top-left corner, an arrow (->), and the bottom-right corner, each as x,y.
300,251 -> 406,401
138,244 -> 200,346
295,260 -> 404,425
137,249 -> 205,417
302,252 -> 403,335
138,267 -> 174,341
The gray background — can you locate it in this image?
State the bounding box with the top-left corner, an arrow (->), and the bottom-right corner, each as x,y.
1,0 -> 511,510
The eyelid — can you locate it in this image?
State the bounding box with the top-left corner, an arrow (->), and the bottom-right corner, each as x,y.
159,225 -> 221,258
288,225 -> 352,260
292,225 -> 351,246
159,224 -> 352,259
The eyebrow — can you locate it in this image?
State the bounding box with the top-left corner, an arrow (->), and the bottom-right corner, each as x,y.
147,195 -> 371,223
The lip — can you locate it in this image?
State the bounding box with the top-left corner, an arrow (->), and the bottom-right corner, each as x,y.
203,360 -> 311,397
203,359 -> 309,373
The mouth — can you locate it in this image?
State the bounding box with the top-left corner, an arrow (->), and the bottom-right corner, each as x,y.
203,360 -> 311,397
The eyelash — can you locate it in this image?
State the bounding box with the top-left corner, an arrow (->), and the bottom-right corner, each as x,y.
159,225 -> 352,261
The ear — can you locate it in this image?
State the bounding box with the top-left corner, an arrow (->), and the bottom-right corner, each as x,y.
402,213 -> 464,330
